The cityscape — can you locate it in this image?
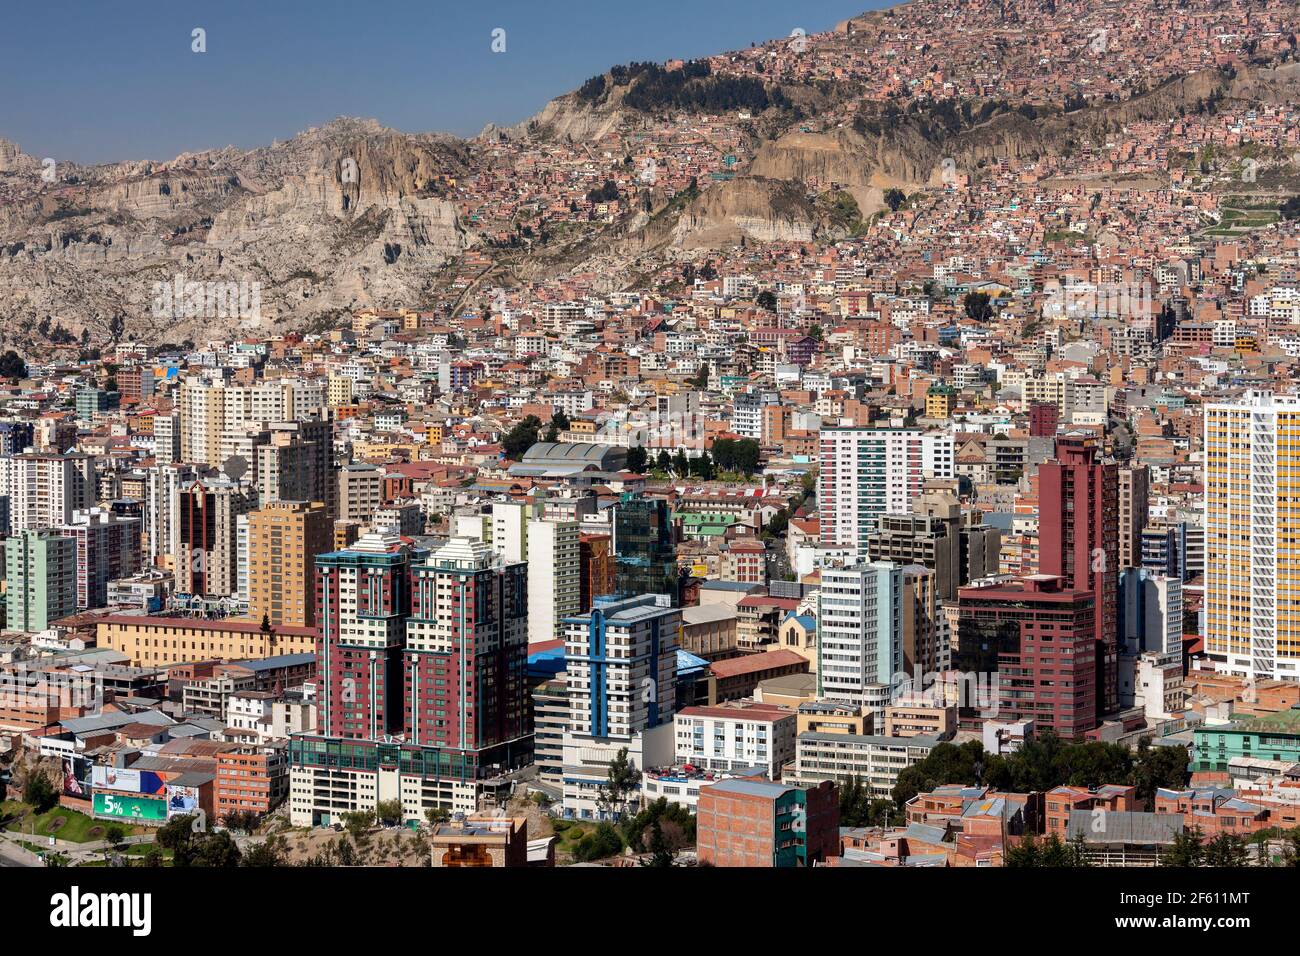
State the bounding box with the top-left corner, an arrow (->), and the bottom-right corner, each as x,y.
0,0 -> 1297,913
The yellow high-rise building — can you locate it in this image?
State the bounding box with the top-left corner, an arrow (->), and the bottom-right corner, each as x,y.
1204,391 -> 1300,680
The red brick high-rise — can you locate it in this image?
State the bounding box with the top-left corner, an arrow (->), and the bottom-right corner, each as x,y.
404,537 -> 529,752
1037,436 -> 1118,720
1028,402 -> 1059,438
315,530 -> 416,740
956,575 -> 1098,738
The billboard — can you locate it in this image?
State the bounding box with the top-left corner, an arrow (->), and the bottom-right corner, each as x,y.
93,793 -> 167,823
62,756 -> 90,798
166,785 -> 200,818
91,766 -> 165,795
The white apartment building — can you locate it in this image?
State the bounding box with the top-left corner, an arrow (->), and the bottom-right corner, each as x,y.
818,428 -> 954,556
0,452 -> 96,531
791,731 -> 939,799
561,593 -> 679,819
673,702 -> 796,781
817,562 -> 903,720
525,517 -> 580,645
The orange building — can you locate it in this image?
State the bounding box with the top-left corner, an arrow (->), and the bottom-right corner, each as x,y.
578,533 -> 614,612
1044,784 -> 1139,838
215,745 -> 288,821
246,500 -> 332,628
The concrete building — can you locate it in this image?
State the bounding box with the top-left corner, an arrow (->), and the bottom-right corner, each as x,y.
215,744 -> 289,821
179,373 -> 253,467
680,603 -> 739,661
175,479 -> 257,599
791,732 -> 938,799
696,778 -> 839,867
673,701 -> 796,781
250,418 -> 336,518
338,463 -> 383,524
429,814 -> 531,867
1119,568 -> 1182,658
1204,391 -> 1300,680
816,562 -> 903,719
818,427 -> 955,557
526,517 -> 581,646
96,614 -> 317,666
1038,435 -> 1118,718
4,530 -> 77,632
561,593 -> 679,819
246,500 -> 332,627
0,452 -> 96,532
865,486 -> 1000,602
290,534 -> 531,828
956,575 -> 1098,738
57,508 -> 142,610
404,537 -> 530,754
1117,463 -> 1150,571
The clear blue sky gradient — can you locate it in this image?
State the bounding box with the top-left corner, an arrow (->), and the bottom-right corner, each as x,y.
1,0 -> 886,165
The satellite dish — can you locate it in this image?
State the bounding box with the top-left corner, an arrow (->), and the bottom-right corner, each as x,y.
223,455 -> 248,482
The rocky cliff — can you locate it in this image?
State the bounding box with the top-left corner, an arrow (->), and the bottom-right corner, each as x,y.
0,118 -> 469,346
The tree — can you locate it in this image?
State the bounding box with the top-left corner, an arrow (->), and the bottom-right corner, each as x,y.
655,449 -> 672,473
963,291 -> 994,322
573,821 -> 624,861
156,814 -> 198,852
222,810 -> 259,833
242,834 -> 290,867
341,809 -> 375,840
688,451 -> 714,481
640,820 -> 676,867
764,508 -> 790,539
25,773 -> 58,813
621,797 -> 695,851
884,187 -> 907,212
1281,827 -> 1300,866
1130,738 -> 1189,803
711,437 -> 761,476
756,290 -> 778,310
671,449 -> 690,477
544,410 -> 571,442
838,776 -> 875,827
376,799 -> 403,827
595,746 -> 641,819
425,807 -> 451,827
892,740 -> 987,805
502,415 -> 543,460
105,823 -> 126,848
0,350 -> 26,380
1006,833 -> 1088,867
1203,832 -> 1251,867
1005,833 -> 1041,866
626,445 -> 648,474
1161,827 -> 1205,867
335,836 -> 358,866
180,830 -> 242,868
138,846 -> 165,868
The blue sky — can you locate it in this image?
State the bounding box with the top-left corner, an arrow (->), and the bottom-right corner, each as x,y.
1,0 -> 885,165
